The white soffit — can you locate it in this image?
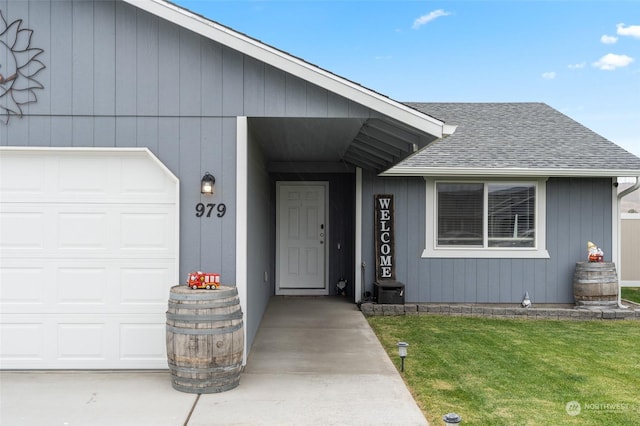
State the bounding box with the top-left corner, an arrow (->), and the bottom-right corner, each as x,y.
124,0 -> 444,138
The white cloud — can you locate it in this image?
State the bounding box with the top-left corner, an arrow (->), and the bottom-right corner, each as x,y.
412,9 -> 451,29
600,34 -> 618,44
542,72 -> 556,80
616,23 -> 640,38
592,53 -> 634,70
568,62 -> 586,69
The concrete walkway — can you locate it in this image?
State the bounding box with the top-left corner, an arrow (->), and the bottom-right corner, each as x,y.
0,297 -> 428,426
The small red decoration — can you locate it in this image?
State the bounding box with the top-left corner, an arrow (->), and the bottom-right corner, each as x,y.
587,241 -> 604,263
187,271 -> 220,289
588,253 -> 603,262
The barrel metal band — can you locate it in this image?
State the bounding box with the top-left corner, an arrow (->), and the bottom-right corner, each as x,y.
166,322 -> 243,335
171,379 -> 239,394
168,299 -> 239,309
169,288 -> 238,301
166,312 -> 243,322
169,364 -> 241,374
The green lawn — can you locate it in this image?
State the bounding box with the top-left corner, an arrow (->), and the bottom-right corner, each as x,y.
368,315 -> 640,425
622,287 -> 640,304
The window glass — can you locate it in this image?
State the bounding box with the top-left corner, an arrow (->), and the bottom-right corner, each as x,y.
488,184 -> 535,247
436,182 -> 536,249
437,183 -> 483,246
425,179 -> 547,259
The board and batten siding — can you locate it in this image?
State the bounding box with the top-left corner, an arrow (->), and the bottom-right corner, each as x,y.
0,0 -> 380,354
0,0 -> 374,284
361,173 -> 613,304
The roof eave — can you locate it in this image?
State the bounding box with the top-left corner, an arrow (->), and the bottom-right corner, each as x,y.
126,0 -> 444,138
380,167 -> 640,178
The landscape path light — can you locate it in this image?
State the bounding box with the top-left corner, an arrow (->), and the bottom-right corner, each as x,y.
396,341 -> 409,372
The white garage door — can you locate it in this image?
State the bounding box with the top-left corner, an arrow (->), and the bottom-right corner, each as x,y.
0,148 -> 179,369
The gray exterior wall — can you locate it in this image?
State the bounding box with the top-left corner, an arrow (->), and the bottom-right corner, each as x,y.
0,0 -> 375,349
2,0 -> 617,349
361,173 -> 614,304
246,132 -> 272,347
1,0 -> 240,283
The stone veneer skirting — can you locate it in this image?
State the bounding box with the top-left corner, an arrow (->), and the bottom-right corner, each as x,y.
360,303 -> 640,320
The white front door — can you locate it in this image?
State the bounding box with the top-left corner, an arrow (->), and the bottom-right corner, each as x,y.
276,182 -> 328,295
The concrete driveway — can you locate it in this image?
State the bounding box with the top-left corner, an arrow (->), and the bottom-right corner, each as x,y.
0,297 -> 427,426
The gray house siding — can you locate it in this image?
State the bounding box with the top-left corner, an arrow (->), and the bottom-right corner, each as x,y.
361,173 -> 613,304
2,0 -> 622,362
246,131 -> 272,348
0,0 -> 377,350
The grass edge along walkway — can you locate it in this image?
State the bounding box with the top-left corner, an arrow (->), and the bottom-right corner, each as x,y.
368,315 -> 640,425
622,287 -> 640,304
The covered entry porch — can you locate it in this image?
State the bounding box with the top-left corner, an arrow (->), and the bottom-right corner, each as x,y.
237,116 -> 441,353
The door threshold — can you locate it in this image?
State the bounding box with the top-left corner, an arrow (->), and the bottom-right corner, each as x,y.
275,289 -> 329,296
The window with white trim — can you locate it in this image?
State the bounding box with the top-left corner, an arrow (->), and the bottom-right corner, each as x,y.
423,179 -> 549,259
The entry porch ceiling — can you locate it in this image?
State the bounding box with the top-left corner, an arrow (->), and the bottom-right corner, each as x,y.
249,117 -> 439,173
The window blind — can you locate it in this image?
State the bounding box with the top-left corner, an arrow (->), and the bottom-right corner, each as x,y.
437,183 -> 483,246
488,184 -> 535,247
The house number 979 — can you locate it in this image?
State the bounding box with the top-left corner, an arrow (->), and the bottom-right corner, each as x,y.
195,203 -> 227,218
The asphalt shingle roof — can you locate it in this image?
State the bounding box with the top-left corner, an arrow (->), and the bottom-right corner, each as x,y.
386,103 -> 640,176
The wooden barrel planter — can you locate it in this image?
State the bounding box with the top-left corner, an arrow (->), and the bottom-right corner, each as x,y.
573,262 -> 618,307
166,285 -> 244,393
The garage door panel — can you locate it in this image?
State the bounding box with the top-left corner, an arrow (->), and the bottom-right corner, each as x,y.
55,205 -> 176,256
58,157 -> 111,195
57,323 -> 108,361
0,148 -> 178,369
1,151 -> 177,204
120,267 -> 173,304
0,154 -> 46,195
57,212 -> 109,250
1,205 -> 177,259
1,260 -> 175,314
0,211 -> 45,249
121,157 -> 174,195
119,322 -> 166,361
0,314 -> 168,369
0,322 -> 45,361
57,267 -> 108,305
0,267 -> 46,304
120,212 -> 171,250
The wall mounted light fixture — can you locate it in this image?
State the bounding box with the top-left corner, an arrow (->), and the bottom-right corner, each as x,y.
201,172 -> 216,195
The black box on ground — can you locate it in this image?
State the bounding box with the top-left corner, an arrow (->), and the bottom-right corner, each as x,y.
374,281 -> 405,304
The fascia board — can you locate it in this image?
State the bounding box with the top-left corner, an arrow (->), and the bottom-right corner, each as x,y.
381,166 -> 640,178
442,124 -> 458,135
126,0 -> 444,138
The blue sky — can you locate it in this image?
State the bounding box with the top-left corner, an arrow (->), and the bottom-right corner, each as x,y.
175,0 -> 640,157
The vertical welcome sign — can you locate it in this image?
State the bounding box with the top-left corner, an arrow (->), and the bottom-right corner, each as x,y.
375,194 -> 395,281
